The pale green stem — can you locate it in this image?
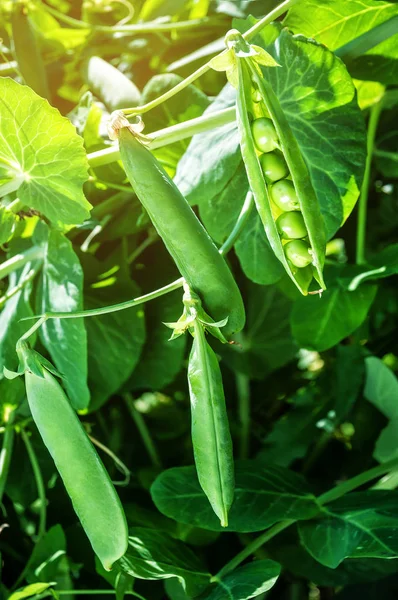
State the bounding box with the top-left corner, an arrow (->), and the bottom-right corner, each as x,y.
87,106 -> 236,168
127,230 -> 158,264
22,278 -> 185,321
236,371 -> 250,460
0,410 -> 16,505
124,394 -> 162,468
356,99 -> 384,265
219,191 -> 254,255
122,0 -> 300,116
0,265 -> 39,309
21,429 -> 46,540
56,592 -> 146,598
88,435 -> 131,486
44,4 -> 223,33
0,246 -> 44,281
215,456 -> 398,578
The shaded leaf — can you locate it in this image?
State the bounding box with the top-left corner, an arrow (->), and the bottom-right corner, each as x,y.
151,461 -> 319,532
205,560 -> 280,599
117,528 -> 210,597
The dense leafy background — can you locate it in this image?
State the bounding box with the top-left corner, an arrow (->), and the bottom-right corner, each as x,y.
0,0 -> 398,599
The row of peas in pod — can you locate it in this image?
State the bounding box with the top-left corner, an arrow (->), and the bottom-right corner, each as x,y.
251,117 -> 314,283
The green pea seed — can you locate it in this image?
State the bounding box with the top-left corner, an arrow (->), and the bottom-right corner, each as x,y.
260,151 -> 289,182
284,240 -> 312,268
251,117 -> 279,153
276,211 -> 307,239
270,180 -> 300,212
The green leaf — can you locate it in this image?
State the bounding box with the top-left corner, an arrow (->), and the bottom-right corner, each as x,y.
285,0 -> 398,86
298,491 -> 398,568
0,261 -> 36,375
24,525 -> 69,585
85,278 -> 146,411
290,271 -> 377,351
151,461 -> 320,533
0,78 -> 91,225
125,288 -> 186,392
364,356 -> 398,419
269,528 -> 398,587
175,85 -> 241,207
36,225 -> 89,410
8,582 -> 54,600
333,345 -> 365,421
374,418 -> 398,463
235,210 -> 283,285
206,560 -> 280,599
198,161 -> 248,245
117,528 -> 210,597
219,283 -> 296,379
0,204 -> 17,244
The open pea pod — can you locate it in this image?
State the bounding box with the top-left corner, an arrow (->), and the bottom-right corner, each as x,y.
234,47 -> 326,294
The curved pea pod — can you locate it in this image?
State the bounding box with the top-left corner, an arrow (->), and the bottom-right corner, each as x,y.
236,59 -> 326,294
188,319 -> 234,526
116,125 -> 245,338
25,367 -> 128,570
11,1 -> 50,100
83,56 -> 141,112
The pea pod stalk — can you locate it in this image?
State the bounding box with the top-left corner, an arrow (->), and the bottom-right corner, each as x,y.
110,114 -> 245,338
233,42 -> 326,294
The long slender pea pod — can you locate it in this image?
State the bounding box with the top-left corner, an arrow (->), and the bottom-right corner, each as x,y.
25,367 -> 128,570
11,1 -> 50,100
188,319 -> 234,527
115,123 -> 245,338
235,57 -> 326,293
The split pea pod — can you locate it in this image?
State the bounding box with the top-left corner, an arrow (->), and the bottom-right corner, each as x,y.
25,367 -> 128,570
114,123 -> 245,338
188,318 -> 234,527
235,51 -> 326,294
11,0 -> 50,100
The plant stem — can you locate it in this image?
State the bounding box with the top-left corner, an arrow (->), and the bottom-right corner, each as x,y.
21,429 -> 46,540
214,519 -> 295,579
87,107 -> 236,168
0,246 -> 44,281
215,456 -> 398,578
317,456 -> 398,505
128,230 -> 158,264
124,394 -> 162,468
236,372 -> 250,460
124,63 -> 211,117
356,98 -> 384,265
121,0 -> 298,117
23,278 -> 185,321
56,591 -> 145,598
0,265 -> 40,309
242,0 -> 302,41
219,191 -> 254,255
0,410 -> 16,505
44,4 -> 223,34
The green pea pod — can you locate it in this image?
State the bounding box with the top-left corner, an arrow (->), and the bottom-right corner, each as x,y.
25,368 -> 128,570
188,319 -> 234,527
117,126 -> 245,338
83,56 -> 141,112
236,58 -> 326,293
11,1 -> 50,100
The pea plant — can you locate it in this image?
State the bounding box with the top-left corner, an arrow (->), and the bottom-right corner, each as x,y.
0,0 -> 398,598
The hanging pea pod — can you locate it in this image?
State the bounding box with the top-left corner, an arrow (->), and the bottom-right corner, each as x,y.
220,30 -> 326,294
7,341 -> 128,571
110,115 -> 245,338
188,318 -> 234,527
11,0 -> 50,100
166,284 -> 234,527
